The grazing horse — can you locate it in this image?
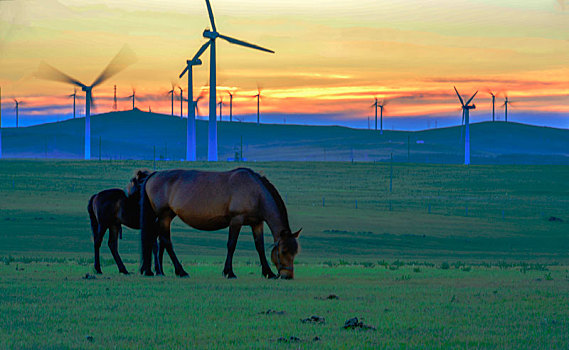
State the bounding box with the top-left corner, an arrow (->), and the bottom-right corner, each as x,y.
88,170 -> 160,274
131,167 -> 301,279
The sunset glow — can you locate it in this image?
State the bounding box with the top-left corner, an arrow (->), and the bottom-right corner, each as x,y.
1,0 -> 568,129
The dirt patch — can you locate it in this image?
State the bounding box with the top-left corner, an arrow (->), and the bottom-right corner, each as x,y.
343,317 -> 376,330
82,273 -> 97,280
548,216 -> 563,222
277,336 -> 301,343
316,294 -> 339,300
258,309 -> 286,315
301,315 -> 325,324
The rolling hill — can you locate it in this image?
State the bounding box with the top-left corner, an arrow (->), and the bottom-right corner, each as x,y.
1,109 -> 568,164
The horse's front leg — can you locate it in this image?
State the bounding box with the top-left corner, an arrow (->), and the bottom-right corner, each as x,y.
223,217 -> 243,279
251,222 -> 277,279
108,226 -> 129,274
152,240 -> 163,275
158,216 -> 189,277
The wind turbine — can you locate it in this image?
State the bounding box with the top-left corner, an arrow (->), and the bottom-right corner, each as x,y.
179,87 -> 184,118
253,89 -> 262,125
218,97 -> 224,121
179,43 -> 208,161
454,87 -> 477,166
13,99 -> 20,128
488,91 -> 496,122
128,88 -> 136,110
69,89 -> 77,119
502,96 -> 511,122
201,0 -> 275,160
167,84 -> 175,116
36,45 -> 136,159
227,90 -> 234,122
378,100 -> 387,134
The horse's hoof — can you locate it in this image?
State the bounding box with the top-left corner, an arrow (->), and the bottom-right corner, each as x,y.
224,272 -> 237,279
141,270 -> 154,276
265,272 -> 278,279
120,270 -> 129,275
155,272 -> 165,276
95,270 -> 102,275
177,271 -> 190,278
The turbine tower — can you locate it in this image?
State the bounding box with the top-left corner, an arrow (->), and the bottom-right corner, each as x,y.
36,45 -> 136,160
227,91 -> 234,122
179,87 -> 183,118
128,88 -> 136,110
371,98 -> 378,131
201,0 -> 274,161
218,97 -> 224,121
378,100 -> 386,135
113,85 -> 117,111
168,84 -> 175,116
13,99 -> 20,128
489,91 -> 496,122
69,89 -> 77,119
180,42 -> 208,161
253,89 -> 262,125
454,86 -> 477,166
503,96 -> 510,122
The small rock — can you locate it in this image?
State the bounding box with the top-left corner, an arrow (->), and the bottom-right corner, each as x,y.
548,216 -> 563,222
313,336 -> 321,341
343,317 -> 376,330
86,335 -> 94,342
83,273 -> 96,280
326,294 -> 339,299
301,315 -> 325,324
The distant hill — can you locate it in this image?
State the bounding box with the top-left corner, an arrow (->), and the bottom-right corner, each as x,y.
1,109 -> 568,164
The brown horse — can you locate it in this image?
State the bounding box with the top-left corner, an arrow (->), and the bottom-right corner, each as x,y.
131,167 -> 301,279
88,170 -> 161,274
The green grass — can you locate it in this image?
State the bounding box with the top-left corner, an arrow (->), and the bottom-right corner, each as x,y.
1,160 -> 569,348
1,261 -> 568,349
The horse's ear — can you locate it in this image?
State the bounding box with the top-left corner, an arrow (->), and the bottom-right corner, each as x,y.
292,228 -> 302,238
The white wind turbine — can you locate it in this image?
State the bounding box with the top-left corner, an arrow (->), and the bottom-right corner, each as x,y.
36,46 -> 136,160
201,0 -> 274,161
454,86 -> 477,166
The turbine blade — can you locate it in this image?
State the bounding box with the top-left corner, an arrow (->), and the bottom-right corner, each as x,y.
465,91 -> 478,106
192,41 -> 211,61
179,66 -> 189,79
453,86 -> 465,106
218,34 -> 274,53
35,61 -> 86,88
91,45 -> 137,88
205,0 -> 217,32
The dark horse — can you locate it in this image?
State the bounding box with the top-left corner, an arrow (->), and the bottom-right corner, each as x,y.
88,170 -> 161,274
131,167 -> 301,279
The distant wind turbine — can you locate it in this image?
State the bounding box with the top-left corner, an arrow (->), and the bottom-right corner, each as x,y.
69,89 -> 77,119
218,97 -> 225,121
179,87 -> 184,118
370,98 -> 387,134
128,88 -> 136,110
227,90 -> 234,122
488,91 -> 496,122
167,84 -> 175,116
253,88 -> 262,125
502,96 -> 511,122
35,45 -> 136,160
179,43 -> 208,161
13,99 -> 20,128
201,0 -> 275,160
454,86 -> 477,166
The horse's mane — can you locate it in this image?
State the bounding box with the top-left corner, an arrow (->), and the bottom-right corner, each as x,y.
236,168 -> 291,233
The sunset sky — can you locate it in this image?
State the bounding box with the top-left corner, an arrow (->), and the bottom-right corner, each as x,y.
1,0 -> 568,129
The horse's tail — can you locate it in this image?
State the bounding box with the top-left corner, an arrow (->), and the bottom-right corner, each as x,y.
139,174 -> 156,275
87,194 -> 98,241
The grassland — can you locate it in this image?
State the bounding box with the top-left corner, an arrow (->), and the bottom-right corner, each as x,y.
2,110 -> 569,163
0,160 -> 568,348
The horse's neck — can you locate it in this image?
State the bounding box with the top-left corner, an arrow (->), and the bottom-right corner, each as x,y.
261,193 -> 288,242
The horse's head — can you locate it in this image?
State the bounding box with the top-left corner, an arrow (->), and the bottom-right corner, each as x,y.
271,229 -> 301,279
126,169 -> 152,197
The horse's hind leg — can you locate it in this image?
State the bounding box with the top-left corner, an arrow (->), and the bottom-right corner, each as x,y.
94,226 -> 105,274
153,240 -> 164,275
252,222 -> 277,279
157,216 -> 189,277
108,226 -> 129,274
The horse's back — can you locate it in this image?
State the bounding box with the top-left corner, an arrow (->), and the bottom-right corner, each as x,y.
145,168 -> 264,230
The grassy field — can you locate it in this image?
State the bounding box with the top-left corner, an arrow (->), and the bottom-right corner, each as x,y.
1,160 -> 568,348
